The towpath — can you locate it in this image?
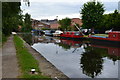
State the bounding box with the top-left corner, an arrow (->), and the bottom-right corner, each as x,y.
2,35 -> 19,78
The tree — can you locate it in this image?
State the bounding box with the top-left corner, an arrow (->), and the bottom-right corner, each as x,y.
110,10 -> 120,31
58,17 -> 71,31
81,0 -> 105,32
101,10 -> 120,31
22,13 -> 32,32
2,1 -> 30,36
2,2 -> 21,35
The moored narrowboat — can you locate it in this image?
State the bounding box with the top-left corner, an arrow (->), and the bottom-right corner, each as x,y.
89,31 -> 120,47
60,31 -> 84,40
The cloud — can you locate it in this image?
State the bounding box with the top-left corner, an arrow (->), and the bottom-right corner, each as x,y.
21,1 -> 119,20
21,2 -> 82,19
104,10 -> 114,14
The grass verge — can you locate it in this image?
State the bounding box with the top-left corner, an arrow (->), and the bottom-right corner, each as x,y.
2,34 -> 8,45
14,35 -> 50,79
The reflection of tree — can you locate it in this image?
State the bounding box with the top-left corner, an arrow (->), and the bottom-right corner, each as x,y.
57,43 -> 71,50
107,55 -> 120,65
80,46 -> 103,78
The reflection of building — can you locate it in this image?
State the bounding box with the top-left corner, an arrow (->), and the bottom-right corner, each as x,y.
32,33 -> 60,44
91,45 -> 120,56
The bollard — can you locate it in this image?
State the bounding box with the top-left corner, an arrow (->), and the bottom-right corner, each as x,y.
31,68 -> 35,74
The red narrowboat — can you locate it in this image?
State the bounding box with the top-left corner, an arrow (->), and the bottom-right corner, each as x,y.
89,31 -> 120,47
60,31 -> 84,40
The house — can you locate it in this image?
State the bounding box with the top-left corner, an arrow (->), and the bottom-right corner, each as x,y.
31,19 -> 50,30
41,19 -> 60,29
31,18 -> 83,30
49,18 -> 83,30
71,18 -> 83,27
50,23 -> 60,29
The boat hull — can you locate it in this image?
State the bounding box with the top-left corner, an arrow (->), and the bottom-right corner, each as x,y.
60,36 -> 86,41
90,38 -> 120,47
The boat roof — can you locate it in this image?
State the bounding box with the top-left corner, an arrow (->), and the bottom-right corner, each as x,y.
109,31 -> 120,34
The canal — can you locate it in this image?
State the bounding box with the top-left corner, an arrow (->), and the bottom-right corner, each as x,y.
20,33 -> 120,78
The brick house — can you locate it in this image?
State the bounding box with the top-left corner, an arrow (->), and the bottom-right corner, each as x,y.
50,18 -> 83,30
31,18 -> 83,30
71,18 -> 83,27
31,19 -> 50,30
50,23 -> 60,29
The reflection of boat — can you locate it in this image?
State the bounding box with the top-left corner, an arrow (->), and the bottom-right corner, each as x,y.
91,44 -> 120,56
44,30 -> 55,36
89,32 -> 120,47
60,31 -> 84,40
60,39 -> 82,47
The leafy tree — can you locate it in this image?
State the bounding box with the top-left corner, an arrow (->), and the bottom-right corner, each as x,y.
2,2 -> 21,35
58,17 -> 71,31
101,10 -> 120,31
109,10 -> 120,31
22,13 -> 32,32
81,0 -> 104,32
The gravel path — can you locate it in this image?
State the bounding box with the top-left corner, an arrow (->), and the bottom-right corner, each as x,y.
2,35 -> 19,78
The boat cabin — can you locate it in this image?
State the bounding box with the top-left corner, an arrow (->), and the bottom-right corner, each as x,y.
109,31 -> 120,40
63,31 -> 83,36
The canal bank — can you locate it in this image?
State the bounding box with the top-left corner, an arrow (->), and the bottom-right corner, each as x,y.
17,35 -> 69,79
19,33 -> 120,78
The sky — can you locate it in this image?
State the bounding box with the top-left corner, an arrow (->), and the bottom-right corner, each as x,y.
20,0 -> 120,20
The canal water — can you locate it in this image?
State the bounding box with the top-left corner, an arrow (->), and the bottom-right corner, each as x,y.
20,33 -> 120,78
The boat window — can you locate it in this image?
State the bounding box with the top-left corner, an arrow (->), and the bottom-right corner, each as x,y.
75,32 -> 79,35
71,32 -> 74,35
113,35 -> 116,37
67,32 -> 70,34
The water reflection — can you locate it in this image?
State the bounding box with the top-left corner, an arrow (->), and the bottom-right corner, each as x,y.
81,46 -> 104,78
19,33 -> 120,78
57,39 -> 82,51
80,42 -> 120,78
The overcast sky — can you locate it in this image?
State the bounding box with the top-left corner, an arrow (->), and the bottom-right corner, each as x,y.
21,0 -> 120,20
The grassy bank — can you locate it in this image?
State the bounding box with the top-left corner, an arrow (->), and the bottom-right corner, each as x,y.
14,35 -> 50,79
2,34 -> 8,45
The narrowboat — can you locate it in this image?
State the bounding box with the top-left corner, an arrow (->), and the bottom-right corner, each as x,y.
89,31 -> 120,47
60,31 -> 84,40
53,30 -> 63,37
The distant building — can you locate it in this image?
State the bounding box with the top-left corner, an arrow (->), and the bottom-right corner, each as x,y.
50,23 -> 60,29
31,18 -> 83,30
31,19 -> 50,30
71,18 -> 83,27
41,19 -> 57,24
